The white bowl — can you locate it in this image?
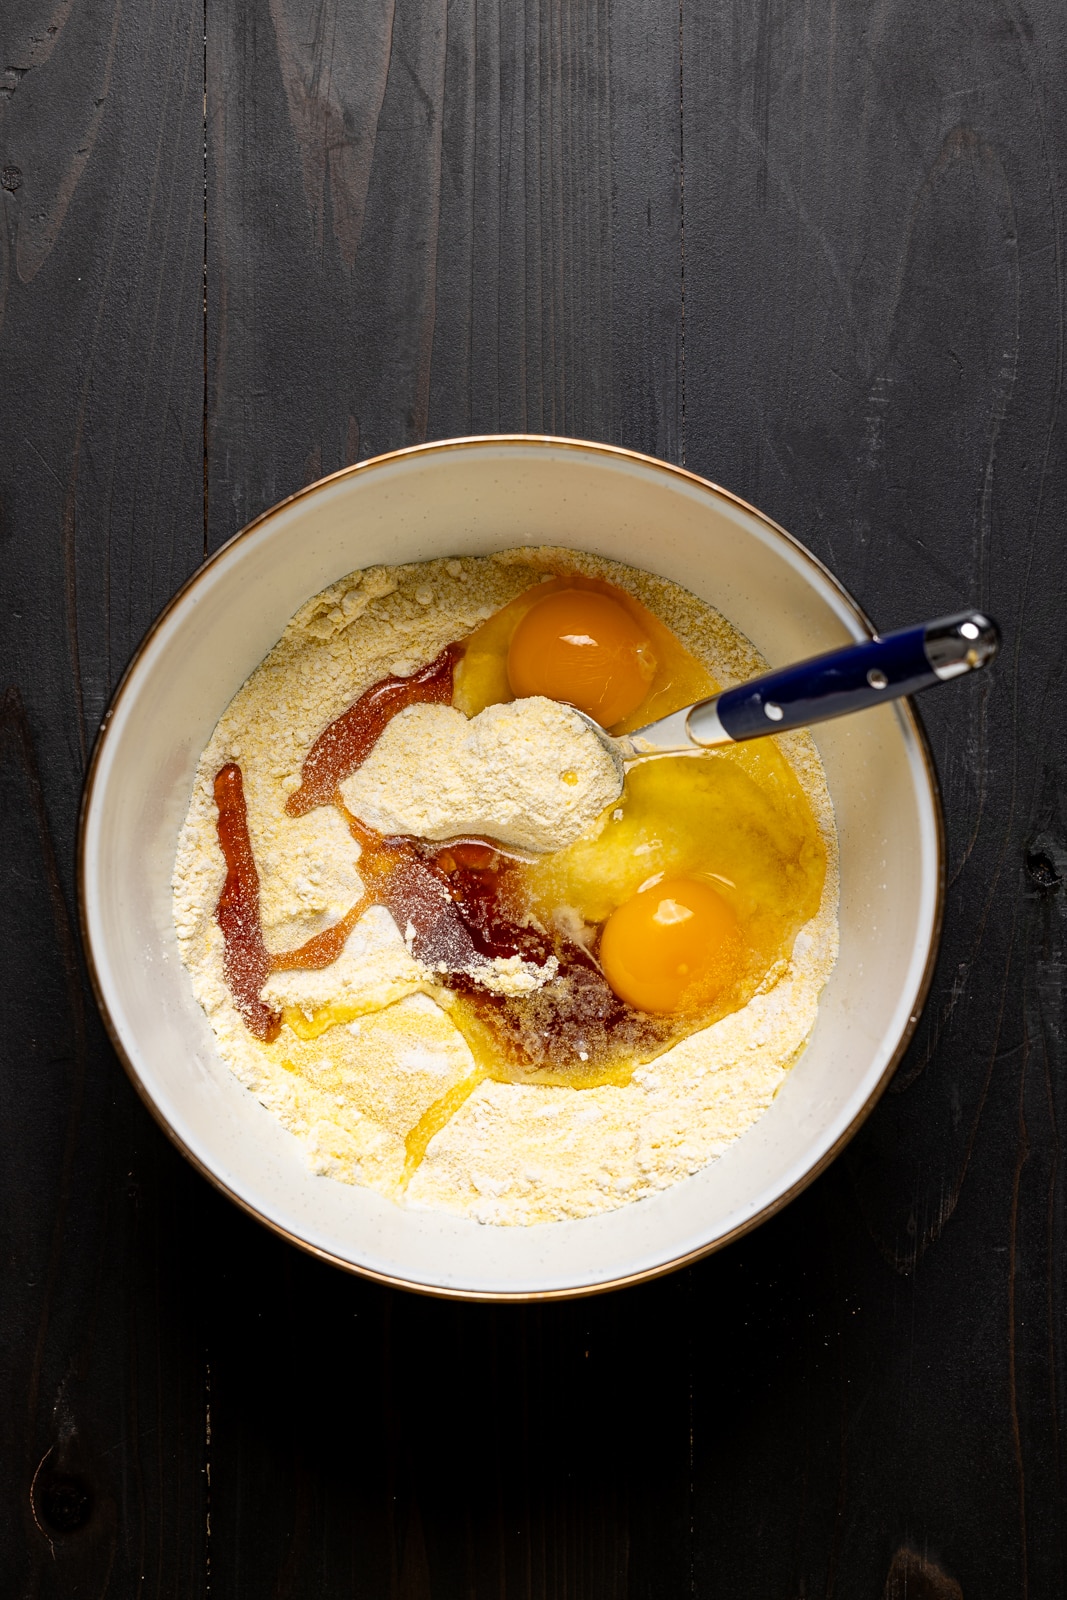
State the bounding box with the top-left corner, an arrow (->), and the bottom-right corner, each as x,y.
79,437 -> 942,1300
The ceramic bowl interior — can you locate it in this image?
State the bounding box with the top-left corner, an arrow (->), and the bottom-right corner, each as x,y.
80,438 -> 941,1299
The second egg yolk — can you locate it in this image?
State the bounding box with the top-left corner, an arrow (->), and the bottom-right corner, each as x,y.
598,876 -> 743,1014
506,589 -> 657,727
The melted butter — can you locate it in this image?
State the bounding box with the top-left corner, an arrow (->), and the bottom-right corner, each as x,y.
399,1066 -> 488,1189
513,747 -> 826,982
281,998 -> 408,1040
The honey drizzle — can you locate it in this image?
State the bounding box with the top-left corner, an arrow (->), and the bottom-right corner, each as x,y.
270,895 -> 371,970
285,642 -> 461,816
282,993 -> 416,1041
399,1067 -> 489,1191
213,764 -> 282,1042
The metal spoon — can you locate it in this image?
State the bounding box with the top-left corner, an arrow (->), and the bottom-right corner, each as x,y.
575,610 -> 1000,791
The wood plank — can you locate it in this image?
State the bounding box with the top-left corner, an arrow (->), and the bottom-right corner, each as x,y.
0,0 -> 208,1592
206,0 -> 681,549
681,0 -> 1067,1592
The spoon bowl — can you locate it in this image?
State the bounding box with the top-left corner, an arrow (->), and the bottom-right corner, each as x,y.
576,609 -> 999,797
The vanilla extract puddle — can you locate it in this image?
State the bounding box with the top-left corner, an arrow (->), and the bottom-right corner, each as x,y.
176,550 -> 839,1220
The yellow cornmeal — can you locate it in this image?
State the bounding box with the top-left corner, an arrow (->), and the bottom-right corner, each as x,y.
172,549 -> 839,1225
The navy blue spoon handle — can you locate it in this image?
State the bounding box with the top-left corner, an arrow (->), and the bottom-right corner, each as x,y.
626,611 -> 999,753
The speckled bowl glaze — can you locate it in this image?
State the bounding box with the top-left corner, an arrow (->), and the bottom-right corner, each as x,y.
79,437 -> 942,1300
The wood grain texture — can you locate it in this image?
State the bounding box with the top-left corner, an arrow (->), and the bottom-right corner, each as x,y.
681,3 -> 1067,1590
2,0 -> 1066,1592
0,0 -> 208,1593
206,0 -> 678,538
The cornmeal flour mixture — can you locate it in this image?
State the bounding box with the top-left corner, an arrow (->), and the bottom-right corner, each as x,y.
173,548 -> 839,1225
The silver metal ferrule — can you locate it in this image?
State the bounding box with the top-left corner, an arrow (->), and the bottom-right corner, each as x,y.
924,611 -> 1000,681
685,696 -> 733,746
623,695 -> 734,756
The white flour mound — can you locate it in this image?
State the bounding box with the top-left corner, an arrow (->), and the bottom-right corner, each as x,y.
340,696 -> 620,853
172,549 -> 839,1225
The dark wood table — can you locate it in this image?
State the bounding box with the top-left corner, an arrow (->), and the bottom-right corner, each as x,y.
3,0 -> 1065,1593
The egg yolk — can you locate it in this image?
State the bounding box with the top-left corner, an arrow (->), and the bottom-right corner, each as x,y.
598,876 -> 743,1014
506,589 -> 657,727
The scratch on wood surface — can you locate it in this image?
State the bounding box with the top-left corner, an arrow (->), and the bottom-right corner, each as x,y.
946,675 -> 994,891
28,1444 -> 57,1555
23,435 -> 63,487
750,0 -> 773,212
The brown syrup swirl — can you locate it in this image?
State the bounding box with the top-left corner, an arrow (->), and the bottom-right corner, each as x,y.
424,844 -> 673,1076
215,640 -> 674,1078
285,643 -> 461,816
213,764 -> 282,1042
